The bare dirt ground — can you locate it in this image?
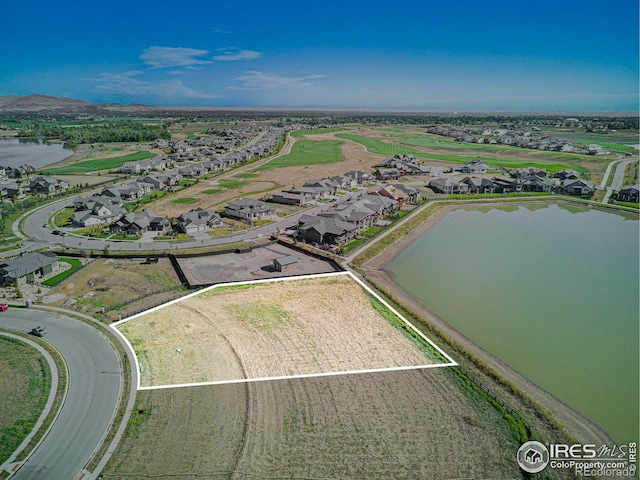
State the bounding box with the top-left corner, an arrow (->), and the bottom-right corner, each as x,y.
176,242 -> 339,286
357,201 -> 616,449
105,368 -> 523,479
117,274 -> 443,387
43,258 -> 182,317
52,174 -> 119,187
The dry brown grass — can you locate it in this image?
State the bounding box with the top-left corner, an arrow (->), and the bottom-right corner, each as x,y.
117,274 -> 440,387
105,368 -> 523,479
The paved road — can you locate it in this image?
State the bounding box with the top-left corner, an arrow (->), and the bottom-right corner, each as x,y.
0,309 -> 122,480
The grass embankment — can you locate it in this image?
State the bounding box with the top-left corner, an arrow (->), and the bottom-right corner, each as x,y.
41,258 -> 83,287
0,336 -> 51,464
257,130 -> 344,170
43,151 -> 156,174
337,132 -> 588,173
0,332 -> 67,473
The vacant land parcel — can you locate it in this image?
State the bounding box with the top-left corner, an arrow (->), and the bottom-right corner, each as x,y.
106,369 -> 522,479
115,273 -> 451,388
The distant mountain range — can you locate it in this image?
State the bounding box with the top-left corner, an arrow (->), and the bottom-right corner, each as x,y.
0,94 -> 154,113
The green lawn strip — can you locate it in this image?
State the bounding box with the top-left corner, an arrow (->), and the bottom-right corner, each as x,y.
43,151 -> 155,174
0,332 -> 67,465
609,200 -> 640,210
202,188 -> 225,194
41,258 -> 83,287
367,295 -> 448,363
341,237 -> 366,252
218,180 -> 250,188
257,136 -> 345,170
0,336 -> 52,464
170,197 -> 199,205
53,208 -> 74,227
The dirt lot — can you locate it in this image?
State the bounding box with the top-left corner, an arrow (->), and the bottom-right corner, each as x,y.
105,368 -> 523,479
43,258 -> 182,317
116,274 -> 443,387
176,243 -> 339,286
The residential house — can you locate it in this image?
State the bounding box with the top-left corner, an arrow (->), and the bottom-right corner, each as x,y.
553,169 -> 581,181
374,168 -> 401,181
616,184 -> 639,203
296,215 -> 358,245
392,183 -> 421,203
175,208 -> 224,235
459,159 -> 489,174
0,252 -> 59,287
344,170 -> 375,185
562,178 -> 595,196
111,209 -> 170,234
270,187 -> 318,206
0,181 -> 26,199
491,177 -> 522,193
72,197 -> 125,227
520,174 -> 554,193
428,177 -> 470,194
462,176 -> 496,194
29,175 -> 69,195
222,198 -> 277,223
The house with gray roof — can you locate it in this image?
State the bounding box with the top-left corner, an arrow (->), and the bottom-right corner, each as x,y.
29,175 -> 69,195
462,176 -> 496,194
562,178 -> 595,196
111,209 -> 170,234
429,176 -> 470,194
0,252 -> 59,287
222,198 -> 277,223
175,208 -> 224,235
616,184 -> 639,203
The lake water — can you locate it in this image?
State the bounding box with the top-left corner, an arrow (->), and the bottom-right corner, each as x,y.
385,203 -> 639,445
0,138 -> 73,169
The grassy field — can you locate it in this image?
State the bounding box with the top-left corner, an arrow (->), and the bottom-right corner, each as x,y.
0,336 -> 51,464
257,131 -> 345,170
339,132 -> 589,173
202,188 -> 225,195
43,151 -> 155,174
170,197 -> 199,204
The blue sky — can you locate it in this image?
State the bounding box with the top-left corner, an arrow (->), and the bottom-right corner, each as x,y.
1,0 -> 638,110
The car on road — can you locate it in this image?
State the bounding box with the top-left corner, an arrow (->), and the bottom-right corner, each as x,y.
52,230 -> 61,235
0,303 -> 8,312
30,326 -> 47,337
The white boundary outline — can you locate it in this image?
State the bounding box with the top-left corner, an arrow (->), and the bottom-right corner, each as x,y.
108,271 -> 458,391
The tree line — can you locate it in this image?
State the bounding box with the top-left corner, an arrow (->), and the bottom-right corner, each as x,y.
16,122 -> 171,145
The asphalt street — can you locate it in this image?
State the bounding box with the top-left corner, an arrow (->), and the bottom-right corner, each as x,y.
0,309 -> 122,480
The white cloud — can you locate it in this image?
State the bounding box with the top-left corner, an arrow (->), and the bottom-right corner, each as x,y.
91,72 -> 220,100
213,48 -> 261,62
140,46 -> 211,69
230,71 -> 325,90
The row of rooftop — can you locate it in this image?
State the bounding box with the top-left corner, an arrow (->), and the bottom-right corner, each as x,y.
427,126 -> 611,155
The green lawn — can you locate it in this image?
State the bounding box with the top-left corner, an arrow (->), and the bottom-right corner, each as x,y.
257,137 -> 344,170
218,180 -> 249,188
171,197 -> 199,204
43,151 -> 156,174
42,257 -> 83,286
202,188 -> 225,194
336,133 -> 420,156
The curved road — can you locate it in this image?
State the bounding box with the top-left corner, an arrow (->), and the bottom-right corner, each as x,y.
0,309 -> 122,480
